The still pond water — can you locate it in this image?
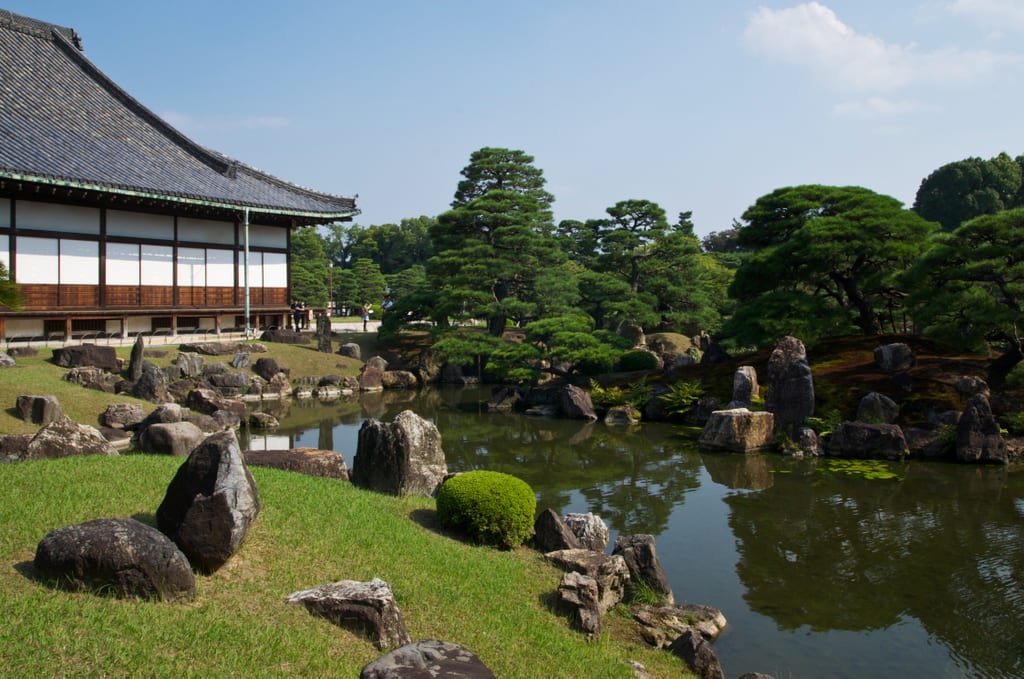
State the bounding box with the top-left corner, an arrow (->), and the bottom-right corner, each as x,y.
241,387 -> 1024,679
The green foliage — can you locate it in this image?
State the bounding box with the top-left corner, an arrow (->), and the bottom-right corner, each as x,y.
818,459 -> 903,481
351,257 -> 387,306
1001,412 -> 1024,436
657,380 -> 704,414
588,379 -> 650,411
1005,363 -> 1024,390
805,409 -> 844,437
431,330 -> 504,379
913,152 -> 1024,231
0,261 -> 22,310
289,226 -> 330,306
627,577 -> 664,605
617,350 -> 660,372
435,470 -> 537,549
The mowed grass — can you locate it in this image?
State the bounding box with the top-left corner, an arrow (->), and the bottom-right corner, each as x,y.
0,455 -> 688,678
0,340 -> 365,436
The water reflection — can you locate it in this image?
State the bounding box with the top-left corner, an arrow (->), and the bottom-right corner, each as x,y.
244,387 -> 1024,679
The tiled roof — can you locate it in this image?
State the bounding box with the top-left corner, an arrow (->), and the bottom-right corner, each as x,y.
0,10 -> 358,223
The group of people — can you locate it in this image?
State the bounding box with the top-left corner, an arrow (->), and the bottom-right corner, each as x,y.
290,299 -> 309,330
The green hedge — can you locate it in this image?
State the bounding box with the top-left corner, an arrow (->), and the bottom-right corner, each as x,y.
618,349 -> 660,372
436,471 -> 536,549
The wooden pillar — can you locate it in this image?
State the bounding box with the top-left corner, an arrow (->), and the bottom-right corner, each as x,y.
64,317 -> 71,342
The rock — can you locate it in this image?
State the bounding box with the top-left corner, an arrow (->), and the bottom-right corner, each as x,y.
260,328 -> 308,345
360,639 -> 496,679
557,571 -> 602,638
52,344 -> 118,372
904,426 -> 951,459
100,403 -> 146,430
382,370 -> 418,389
7,346 -> 37,358
604,405 -> 641,426
534,508 -> 581,553
766,336 -> 814,431
956,394 -> 1007,464
16,394 -> 63,425
544,549 -> 629,614
210,410 -> 241,430
681,396 -> 719,427
874,343 -> 915,371
647,332 -> 695,368
244,448 -> 349,481
209,371 -> 250,393
563,512 -> 609,552
0,434 -> 32,461
668,629 -> 725,679
732,366 -> 759,406
175,352 -> 205,378
186,388 -> 246,420
230,352 -> 251,369
487,386 -> 523,412
64,366 -> 120,393
253,357 -> 288,381
23,415 -> 118,460
138,421 -> 206,456
790,427 -> 822,458
439,363 -> 471,385
612,534 -> 673,604
318,374 -> 342,387
248,412 -> 279,429
827,422 -> 908,460
315,386 -> 342,400
699,409 -> 775,453
287,578 -> 411,651
957,376 -> 990,399
631,603 -> 728,648
33,518 -> 195,602
128,335 -> 146,381
131,363 -> 170,403
203,362 -> 228,376
156,430 -> 260,572
266,373 -> 293,396
856,392 -> 899,424
179,341 -> 266,356
184,412 -> 225,434
561,384 -> 598,420
137,403 -> 184,428
339,342 -> 362,360
618,321 -> 646,349
0,351 -> 15,368
352,410 -> 448,497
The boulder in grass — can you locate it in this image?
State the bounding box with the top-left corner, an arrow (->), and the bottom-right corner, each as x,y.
243,448 -> 349,481
52,344 -> 118,372
543,549 -> 630,615
287,578 -> 411,651
557,571 -> 602,638
25,415 -> 118,460
360,639 -> 496,679
33,517 -> 195,602
16,394 -> 63,425
0,351 -> 15,368
613,534 -> 673,604
352,410 -> 448,497
156,430 -> 260,572
138,421 -> 205,456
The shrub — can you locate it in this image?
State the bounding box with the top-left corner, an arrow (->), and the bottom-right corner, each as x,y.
435,471 -> 536,549
617,350 -> 659,372
657,379 -> 704,415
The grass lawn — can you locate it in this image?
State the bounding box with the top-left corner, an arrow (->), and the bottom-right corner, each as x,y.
0,455 -> 690,678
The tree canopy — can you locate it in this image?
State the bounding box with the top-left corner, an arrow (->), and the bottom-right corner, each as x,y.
913,152 -> 1024,231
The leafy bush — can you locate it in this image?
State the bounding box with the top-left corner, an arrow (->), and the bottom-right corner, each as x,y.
436,471 -> 536,549
1001,412 -> 1024,436
617,350 -> 660,372
589,378 -> 651,411
1005,364 -> 1024,390
657,380 -> 704,415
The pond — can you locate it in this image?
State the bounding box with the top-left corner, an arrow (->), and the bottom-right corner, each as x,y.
241,387 -> 1024,679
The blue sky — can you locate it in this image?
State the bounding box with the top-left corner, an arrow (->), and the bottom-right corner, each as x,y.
8,1 -> 1023,236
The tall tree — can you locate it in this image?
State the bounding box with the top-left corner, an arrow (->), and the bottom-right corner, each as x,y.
0,262 -> 22,309
725,185 -> 936,346
351,257 -> 387,307
428,147 -> 567,334
289,226 -> 330,307
905,207 -> 1024,383
913,152 -> 1023,231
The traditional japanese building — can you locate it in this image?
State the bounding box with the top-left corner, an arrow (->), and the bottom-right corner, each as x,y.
0,10 -> 358,343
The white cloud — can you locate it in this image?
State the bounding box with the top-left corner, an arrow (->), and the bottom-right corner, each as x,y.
833,97 -> 919,119
744,2 -> 1018,92
947,0 -> 1024,32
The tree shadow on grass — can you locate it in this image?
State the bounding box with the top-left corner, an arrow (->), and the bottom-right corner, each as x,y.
408,508 -> 467,544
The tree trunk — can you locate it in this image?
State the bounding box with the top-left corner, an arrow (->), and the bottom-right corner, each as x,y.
487,314 -> 506,337
988,338 -> 1023,386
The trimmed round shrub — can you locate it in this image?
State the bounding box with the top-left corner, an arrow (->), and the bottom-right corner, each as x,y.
618,349 -> 660,372
435,471 -> 536,549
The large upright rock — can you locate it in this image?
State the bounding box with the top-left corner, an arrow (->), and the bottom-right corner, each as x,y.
16,394 -> 62,425
132,363 -> 170,403
563,512 -> 609,552
699,409 -> 775,453
668,629 -> 725,679
53,344 -> 118,372
731,366 -> 759,406
956,394 -> 1007,464
175,352 -> 205,379
765,336 -> 814,431
33,518 -> 195,602
129,335 -> 146,381
351,410 -> 448,497
612,534 -> 674,604
534,508 -> 581,553
560,384 -> 598,420
156,430 -> 261,572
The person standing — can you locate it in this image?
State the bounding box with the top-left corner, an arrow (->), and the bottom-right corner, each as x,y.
361,301 -> 371,332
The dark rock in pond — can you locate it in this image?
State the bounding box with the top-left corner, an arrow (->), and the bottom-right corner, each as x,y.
24,415 -> 118,460
33,517 -> 195,602
874,342 -> 915,372
287,578 -> 411,651
699,408 -> 775,453
318,374 -> 342,387
253,357 -> 288,381
244,448 -> 349,481
382,370 -> 417,389
631,603 -> 728,648
100,403 -> 146,430
248,412 -> 279,430
53,344 -> 118,372
139,421 -> 205,456
359,361 -> 386,392
956,394 -> 1007,464
534,508 -> 581,553
175,352 -> 204,378
856,392 -> 899,424
787,426 -> 822,459
128,335 -> 145,381
560,384 -> 598,420
16,394 -> 63,425
668,629 -> 725,679
557,571 -> 602,638
827,422 -> 908,460
360,639 -> 496,679
440,363 -> 473,385
604,404 -> 641,426
613,534 -> 673,604
64,365 -> 120,393
904,426 -> 952,459
544,549 -> 629,614
131,363 -> 170,403
156,430 -> 260,572
352,410 -> 448,497
260,328 -> 308,345
681,396 -> 719,427
230,352 -> 251,369
563,512 -> 609,552
338,342 -> 362,360
487,386 -> 523,412
766,336 -> 814,431
732,365 -> 759,406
